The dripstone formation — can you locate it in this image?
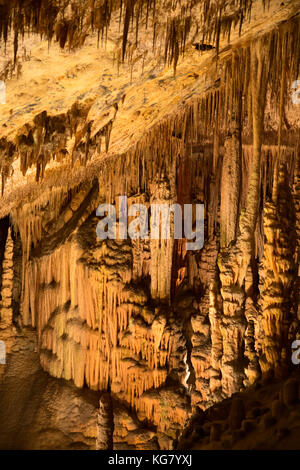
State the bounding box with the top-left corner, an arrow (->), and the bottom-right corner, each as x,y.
0,0 -> 299,450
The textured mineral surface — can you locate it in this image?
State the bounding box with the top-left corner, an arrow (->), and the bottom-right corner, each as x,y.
0,0 -> 299,450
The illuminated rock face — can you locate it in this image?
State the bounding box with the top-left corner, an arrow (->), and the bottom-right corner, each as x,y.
96,393 -> 114,450
0,0 -> 300,451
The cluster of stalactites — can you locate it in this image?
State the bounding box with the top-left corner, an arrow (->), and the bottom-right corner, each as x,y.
19,220 -> 174,407
0,0 -> 267,72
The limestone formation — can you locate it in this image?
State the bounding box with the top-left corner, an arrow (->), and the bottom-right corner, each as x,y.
96,393 -> 114,450
0,0 -> 299,451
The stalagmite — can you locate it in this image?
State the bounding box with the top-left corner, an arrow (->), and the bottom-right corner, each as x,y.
190,237 -> 218,409
0,228 -> 15,380
150,175 -> 176,303
243,264 -> 261,386
96,393 -> 114,450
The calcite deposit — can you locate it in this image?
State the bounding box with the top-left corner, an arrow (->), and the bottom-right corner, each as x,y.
0,0 -> 299,450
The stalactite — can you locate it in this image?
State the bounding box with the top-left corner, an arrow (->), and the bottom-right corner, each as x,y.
189,237 -> 218,409
207,121 -> 221,238
0,139 -> 15,196
1,16 -> 298,207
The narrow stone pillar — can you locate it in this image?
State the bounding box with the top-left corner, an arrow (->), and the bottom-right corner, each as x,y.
0,228 -> 13,327
220,118 -> 241,248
